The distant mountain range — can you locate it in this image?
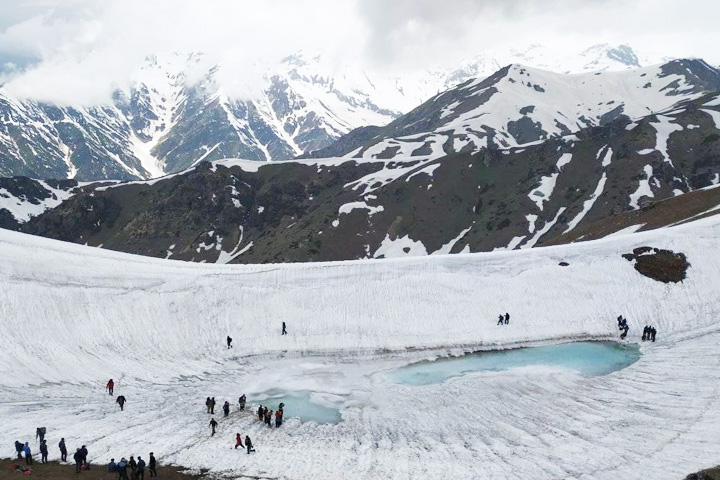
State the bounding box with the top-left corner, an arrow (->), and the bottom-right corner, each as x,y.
0,44 -> 670,181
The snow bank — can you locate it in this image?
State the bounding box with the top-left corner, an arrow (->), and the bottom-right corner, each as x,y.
2,217 -> 720,479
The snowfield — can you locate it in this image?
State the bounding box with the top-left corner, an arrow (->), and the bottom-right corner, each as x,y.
1,216 -> 720,479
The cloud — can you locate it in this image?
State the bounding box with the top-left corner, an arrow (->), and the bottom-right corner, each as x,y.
0,0 -> 717,105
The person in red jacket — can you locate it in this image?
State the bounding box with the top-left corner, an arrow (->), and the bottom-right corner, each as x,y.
106,379 -> 114,396
234,433 -> 244,449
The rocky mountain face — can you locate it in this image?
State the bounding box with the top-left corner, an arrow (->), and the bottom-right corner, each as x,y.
0,44 -> 668,181
305,59 -> 720,159
11,89 -> 720,263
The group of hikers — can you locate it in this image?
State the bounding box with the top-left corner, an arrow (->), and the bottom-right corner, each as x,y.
107,453 -> 157,479
257,403 -> 285,428
642,325 -> 658,342
496,313 -> 510,325
13,430 -> 91,474
107,379 -> 127,411
205,394 -> 287,453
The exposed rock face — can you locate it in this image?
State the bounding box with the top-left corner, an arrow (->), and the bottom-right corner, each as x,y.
622,247 -> 690,283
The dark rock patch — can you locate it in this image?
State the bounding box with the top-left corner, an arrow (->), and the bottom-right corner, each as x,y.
622,246 -> 690,283
559,261 -> 569,266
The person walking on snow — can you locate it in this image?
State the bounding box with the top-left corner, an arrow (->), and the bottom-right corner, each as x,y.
210,397 -> 216,414
36,426 -> 46,443
40,439 -> 48,463
275,410 -> 282,428
282,322 -> 287,335
14,440 -> 23,459
148,453 -> 157,478
497,314 -> 504,326
642,326 -> 648,341
23,442 -> 32,465
117,395 -> 127,411
235,433 -> 244,449
210,418 -> 218,436
245,435 -> 254,454
107,379 -> 114,395
651,326 -> 657,342
620,324 -> 629,340
129,456 -> 137,478
59,438 -> 67,462
505,313 -> 510,325
223,401 -> 230,417
257,405 -> 264,421
238,394 -> 246,410
227,336 -> 233,349
206,397 -> 212,413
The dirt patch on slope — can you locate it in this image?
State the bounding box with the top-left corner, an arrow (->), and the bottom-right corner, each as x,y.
622,246 -> 690,283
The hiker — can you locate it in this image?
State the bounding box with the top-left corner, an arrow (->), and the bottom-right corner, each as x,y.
235,433 -> 244,449
505,313 -> 510,325
266,409 -> 273,427
80,445 -> 89,469
275,410 -> 282,428
642,326 -> 648,341
497,314 -> 504,325
148,453 -> 157,478
74,448 -> 83,472
238,394 -> 246,410
36,426 -> 46,443
257,405 -> 264,421
651,326 -> 657,342
227,336 -> 233,349
223,401 -> 230,417
108,458 -> 117,473
282,322 -> 287,335
278,402 -> 285,417
14,440 -> 23,459
107,379 -> 114,395
40,439 -> 48,463
205,397 -> 212,413
117,458 -> 129,480
245,435 -> 255,454
59,438 -> 68,462
129,456 -> 137,479
620,324 -> 629,340
23,442 -> 32,465
210,397 -> 216,414
137,456 -> 146,480
117,395 -> 127,411
210,418 -> 218,436
617,315 -> 624,329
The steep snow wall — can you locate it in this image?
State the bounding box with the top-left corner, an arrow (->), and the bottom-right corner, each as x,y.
1,216 -> 718,388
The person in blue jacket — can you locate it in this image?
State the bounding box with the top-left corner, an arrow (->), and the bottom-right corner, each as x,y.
23,442 -> 32,465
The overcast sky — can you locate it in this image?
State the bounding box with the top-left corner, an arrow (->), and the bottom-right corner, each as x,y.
0,0 -> 717,105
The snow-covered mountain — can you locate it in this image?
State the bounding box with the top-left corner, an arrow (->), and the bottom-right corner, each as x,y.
308,59 -> 720,159
11,86 -> 720,263
0,44 -> 672,181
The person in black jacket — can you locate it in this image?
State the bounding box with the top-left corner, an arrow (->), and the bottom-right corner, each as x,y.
257,405 -> 263,421
210,397 -> 216,414
136,456 -> 146,480
651,326 -> 657,342
245,435 -> 254,454
282,322 -> 287,335
74,448 -> 83,473
505,313 -> 510,325
223,401 -> 230,417
117,395 -> 127,411
238,394 -> 246,410
227,336 -> 233,349
80,445 -> 89,469
148,453 -> 157,478
14,441 -> 23,459
210,418 -> 218,436
59,438 -> 68,462
497,314 -> 504,325
40,440 -> 48,463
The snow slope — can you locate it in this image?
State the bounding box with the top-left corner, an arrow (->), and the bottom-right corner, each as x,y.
1,217 -> 719,479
